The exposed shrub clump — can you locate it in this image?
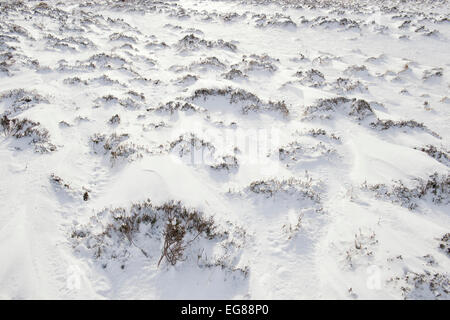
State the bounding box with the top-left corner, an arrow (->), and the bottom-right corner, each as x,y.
345,229 -> 378,270
388,271 -> 449,299
253,13 -> 297,28
108,114 -> 121,125
210,155 -> 239,171
1,115 -> 56,152
333,77 -> 368,93
50,173 -> 71,190
438,233 -> 449,256
305,97 -> 441,138
306,128 -> 341,141
91,132 -> 141,164
344,65 -> 369,76
370,119 -> 440,138
295,69 -> 325,87
190,56 -> 227,71
71,199 -> 247,274
233,54 -> 279,73
362,173 -> 449,210
173,74 -> 198,86
50,173 -> 88,201
152,101 -> 203,114
87,53 -> 128,69
63,77 -> 88,85
304,97 -> 375,121
222,68 -> 247,80
190,87 -> 289,116
278,140 -> 337,163
247,176 -> 321,202
177,34 -> 237,52
109,32 -> 137,43
0,88 -> 49,117
414,145 -> 449,166
422,68 -> 443,81
168,133 -> 217,165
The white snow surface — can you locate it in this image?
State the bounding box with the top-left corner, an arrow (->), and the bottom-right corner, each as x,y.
0,0 -> 449,299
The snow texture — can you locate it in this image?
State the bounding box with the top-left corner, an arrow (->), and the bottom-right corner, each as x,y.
0,0 -> 449,299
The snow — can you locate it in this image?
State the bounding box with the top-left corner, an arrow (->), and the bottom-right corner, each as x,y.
0,0 -> 449,299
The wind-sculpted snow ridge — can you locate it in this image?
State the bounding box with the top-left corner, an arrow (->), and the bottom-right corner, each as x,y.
0,0 -> 449,299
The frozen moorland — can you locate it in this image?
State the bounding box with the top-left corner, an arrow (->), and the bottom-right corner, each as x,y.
0,0 -> 449,299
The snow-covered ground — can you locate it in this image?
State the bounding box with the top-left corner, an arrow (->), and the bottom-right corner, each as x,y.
0,0 -> 449,299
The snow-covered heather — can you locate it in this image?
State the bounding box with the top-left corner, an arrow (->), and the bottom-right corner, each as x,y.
0,0 -> 449,299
